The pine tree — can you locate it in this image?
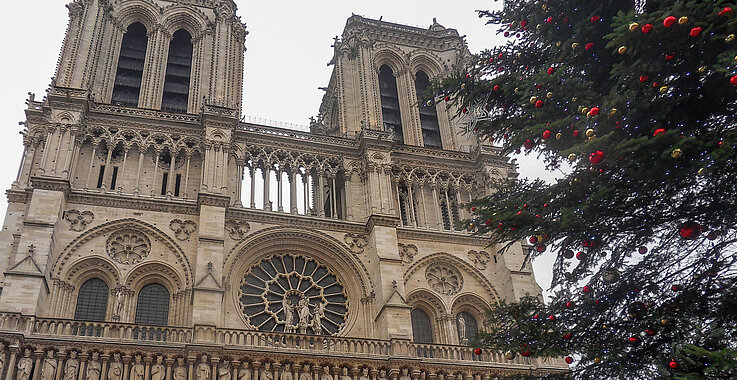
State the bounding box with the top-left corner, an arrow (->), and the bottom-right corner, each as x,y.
428,1 -> 737,378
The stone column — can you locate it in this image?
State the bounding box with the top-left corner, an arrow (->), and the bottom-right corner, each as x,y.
144,357 -> 152,380
133,148 -> 145,196
77,354 -> 88,380
249,165 -> 256,208
101,355 -> 110,380
289,169 -> 297,214
54,353 -> 66,380
4,347 -> 18,380
210,358 -> 219,380
165,359 -> 173,380
276,168 -> 283,212
316,172 -> 326,217
122,357 -> 131,380
186,358 -> 195,380
251,362 -> 260,380
263,166 -> 271,210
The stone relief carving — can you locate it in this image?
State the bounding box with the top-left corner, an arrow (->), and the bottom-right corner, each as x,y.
64,210 -> 94,231
467,250 -> 490,270
218,361 -> 231,380
130,355 -> 144,380
106,230 -> 151,265
107,354 -> 122,380
86,352 -> 101,380
173,358 -> 187,380
398,243 -> 417,263
40,351 -> 57,380
425,263 -> 463,295
226,220 -> 250,240
151,357 -> 165,380
344,233 -> 368,253
195,355 -> 210,380
170,219 -> 197,241
17,349 -> 32,380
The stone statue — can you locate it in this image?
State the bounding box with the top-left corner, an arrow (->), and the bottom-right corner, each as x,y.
219,361 -> 232,380
399,369 -> 410,380
456,314 -> 467,342
279,364 -> 292,380
40,351 -> 57,380
151,356 -> 165,380
236,362 -> 250,380
377,370 -> 387,380
0,343 -> 5,377
320,367 -> 332,380
340,368 -> 351,380
173,358 -> 187,380
359,368 -> 370,380
283,299 -> 295,333
17,349 -> 33,380
130,355 -> 144,380
297,298 -> 311,334
260,363 -> 273,380
298,365 -> 310,380
312,302 -> 325,335
113,288 -> 125,320
107,353 -> 122,380
196,355 -> 210,380
87,352 -> 101,380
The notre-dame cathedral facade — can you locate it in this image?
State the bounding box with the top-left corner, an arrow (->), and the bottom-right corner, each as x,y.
0,0 -> 564,379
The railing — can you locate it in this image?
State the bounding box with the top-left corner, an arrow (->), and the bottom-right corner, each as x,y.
29,317 -> 192,344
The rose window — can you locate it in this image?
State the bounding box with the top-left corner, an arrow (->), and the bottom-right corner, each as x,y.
238,254 -> 348,335
106,229 -> 151,265
425,263 -> 463,295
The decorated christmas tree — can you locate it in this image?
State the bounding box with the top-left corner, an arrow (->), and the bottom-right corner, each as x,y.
429,1 -> 737,378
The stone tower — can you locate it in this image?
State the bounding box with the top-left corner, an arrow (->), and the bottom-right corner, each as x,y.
0,1 -> 564,378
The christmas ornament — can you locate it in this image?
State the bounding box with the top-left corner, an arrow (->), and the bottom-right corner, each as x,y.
641,24 -> 653,33
530,96 -> 538,104
698,167 -> 706,176
602,269 -> 620,284
653,128 -> 666,136
718,7 -> 733,16
585,42 -> 594,50
474,348 -> 482,355
567,153 -> 577,161
629,337 -> 639,344
638,246 -> 648,254
520,348 -> 532,357
444,96 -> 450,102
575,251 -> 585,260
699,66 -> 708,73
726,34 -> 735,43
661,319 -> 669,326
565,357 -> 573,364
555,132 -> 562,140
546,92 -> 553,98
535,100 -> 544,108
565,301 -> 575,308
671,148 -> 683,158
563,249 -> 574,259
529,236 -> 538,244
646,328 -> 656,336
629,22 -> 639,31
536,244 -> 546,253
731,75 -> 737,85
663,16 -> 676,27
589,150 -> 605,164
563,333 -> 572,340
689,27 -> 702,37
678,16 -> 689,25
671,285 -> 681,291
542,130 -> 551,139
678,222 -> 702,239
571,42 -> 579,49
639,75 -> 649,83
665,53 -> 674,60
585,128 -> 595,137
669,360 -> 678,369
583,285 -> 592,293
618,46 -> 627,54
589,107 -> 600,116
493,85 -> 500,92
547,67 -> 555,75
660,86 -> 669,94
590,16 -> 600,23
707,231 -> 718,240
524,139 -> 534,149
426,100 -> 433,107
594,358 -> 601,364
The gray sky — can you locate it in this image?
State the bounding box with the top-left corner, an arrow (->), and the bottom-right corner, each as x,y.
0,0 -> 557,296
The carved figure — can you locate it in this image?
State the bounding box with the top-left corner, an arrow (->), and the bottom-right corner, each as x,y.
298,365 -> 310,380
399,369 -> 410,380
237,362 -> 250,380
359,368 -> 370,380
17,349 -> 33,380
283,299 -> 295,333
40,351 -> 57,380
320,367 -> 332,380
113,288 -> 125,320
260,363 -> 273,380
279,364 -> 292,380
107,353 -> 122,380
457,314 -> 467,341
196,355 -> 210,380
378,370 -> 387,380
0,343 -> 6,377
151,356 -> 165,380
219,361 -> 232,380
297,298 -> 311,334
87,353 -> 101,380
340,368 -> 351,380
173,358 -> 187,380
313,302 -> 325,335
130,355 -> 144,380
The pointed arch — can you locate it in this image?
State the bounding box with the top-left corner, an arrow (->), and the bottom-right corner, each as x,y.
404,252 -> 501,303
161,5 -> 209,38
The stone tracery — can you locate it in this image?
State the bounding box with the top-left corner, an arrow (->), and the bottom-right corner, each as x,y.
425,263 -> 463,296
106,229 -> 151,265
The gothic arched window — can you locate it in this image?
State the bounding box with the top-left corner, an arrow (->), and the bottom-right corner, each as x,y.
415,71 -> 442,148
111,22 -> 148,107
411,308 -> 434,343
456,311 -> 478,342
74,278 -> 109,322
378,65 -> 404,144
135,283 -> 170,326
161,29 -> 193,113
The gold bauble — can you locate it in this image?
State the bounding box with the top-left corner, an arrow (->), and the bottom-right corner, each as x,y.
571,42 -> 580,49
546,92 -> 553,99
726,34 -> 735,43
514,87 -> 521,95
513,59 -> 517,65
585,128 -> 595,137
659,86 -> 669,94
629,22 -> 639,32
699,66 -> 708,73
567,153 -> 577,161
661,319 -> 669,326
530,96 -> 538,104
581,107 -> 589,115
467,223 -> 474,231
734,55 -> 737,63
602,325 -> 608,329
610,108 -> 618,116
541,4 -> 548,11
573,177 -> 580,184
536,24 -> 542,30
555,41 -> 562,47
426,100 -> 433,107
697,167 -> 706,176
461,83 -> 467,90
671,148 -> 683,159
618,46 -> 627,55
594,358 -> 601,364
572,97 -> 578,102
555,132 -> 563,140
678,16 -> 688,25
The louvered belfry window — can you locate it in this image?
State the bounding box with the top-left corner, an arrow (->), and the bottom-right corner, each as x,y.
415,71 -> 442,148
161,29 -> 193,113
378,65 -> 404,143
411,308 -> 434,343
135,283 -> 170,326
111,22 -> 148,107
74,278 -> 109,322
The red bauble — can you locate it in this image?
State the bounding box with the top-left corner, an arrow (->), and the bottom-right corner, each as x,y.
524,139 -> 535,149
520,349 -> 532,357
679,222 -> 702,239
646,328 -> 656,336
590,16 -> 600,23
653,81 -> 660,88
536,244 -> 546,253
493,85 -> 500,92
546,17 -> 553,24
547,67 -> 555,75
689,27 -> 702,37
589,107 -> 600,116
583,285 -> 592,293
653,128 -> 666,136
585,42 -> 594,50
563,333 -> 573,340
730,75 -> 737,85
663,16 -> 676,27
665,53 -> 675,61
565,357 -> 573,364
573,129 -> 580,137
707,231 -> 718,240
485,219 -> 492,226
535,100 -> 544,108
547,315 -> 556,321
520,20 -> 527,28
470,206 -> 476,212
639,75 -> 649,83
529,236 -> 539,244
589,150 -> 605,165
444,96 -> 450,102
565,301 -> 575,308
669,360 -> 678,369
462,108 -> 468,114
498,222 -> 504,230
488,57 -> 494,63
671,285 -> 681,291
575,251 -> 585,260
719,7 -> 733,16
629,337 -> 639,344
542,130 -> 552,139
474,348 -> 482,355
641,24 -> 653,33
638,246 -> 648,254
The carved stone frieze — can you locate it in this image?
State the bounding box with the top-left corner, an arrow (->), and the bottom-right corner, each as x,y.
225,220 -> 250,240
468,250 -> 491,270
106,230 -> 151,265
397,243 -> 417,263
64,210 -> 94,232
344,233 -> 368,254
170,219 -> 197,241
425,263 -> 463,296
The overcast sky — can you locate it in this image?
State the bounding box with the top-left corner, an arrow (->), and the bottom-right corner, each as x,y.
0,0 -> 557,296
